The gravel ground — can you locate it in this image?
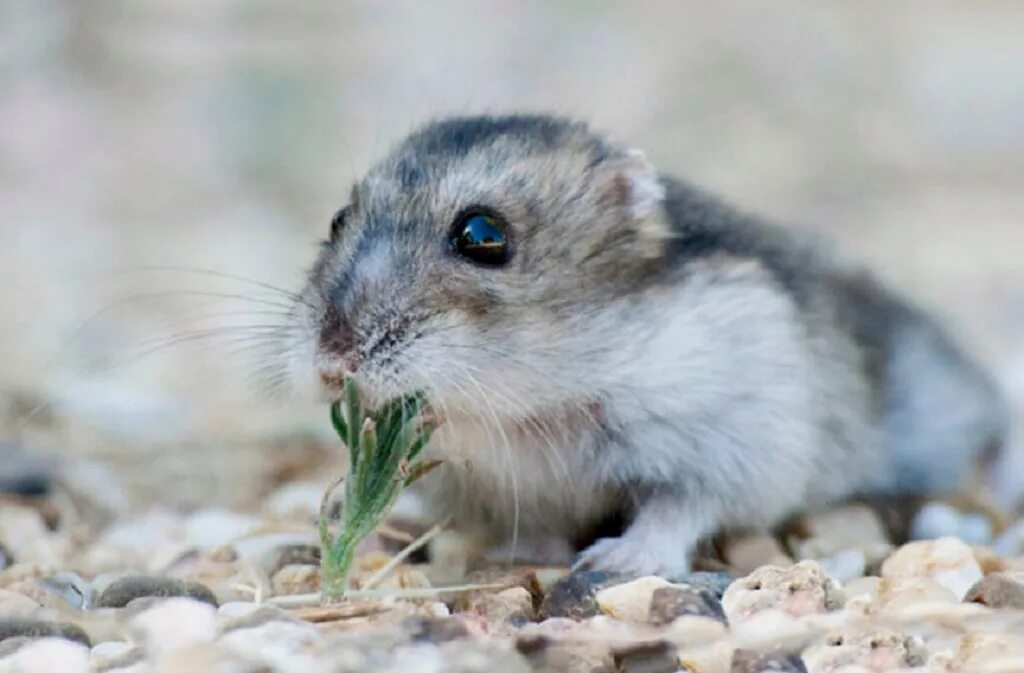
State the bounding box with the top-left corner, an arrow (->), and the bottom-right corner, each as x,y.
2,448 -> 1024,672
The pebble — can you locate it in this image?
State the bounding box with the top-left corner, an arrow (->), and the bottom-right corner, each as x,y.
880,537 -> 983,599
90,640 -> 135,659
96,575 -> 218,608
611,641 -> 678,673
875,577 -> 958,613
911,502 -> 994,545
538,570 -> 620,620
722,534 -> 793,575
0,637 -> 90,673
467,586 -> 536,624
403,616 -> 472,643
0,618 -> 90,646
0,504 -> 65,566
0,590 -> 46,619
730,648 -> 808,672
991,520 -> 1024,557
218,619 -> 322,670
721,561 -> 844,623
183,509 -> 262,549
596,576 -> 676,623
816,549 -> 867,583
271,564 -> 321,595
803,629 -> 925,671
0,542 -> 12,571
963,573 -> 1024,609
232,532 -> 319,572
265,481 -> 324,518
40,571 -> 92,610
127,597 -> 217,654
670,571 -> 735,599
648,585 -> 727,625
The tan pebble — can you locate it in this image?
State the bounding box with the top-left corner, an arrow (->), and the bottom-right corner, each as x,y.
722,561 -> 844,623
595,575 -> 673,623
468,586 -> 535,623
0,588 -> 47,618
729,608 -> 813,652
945,632 -> 1024,672
881,537 -> 982,599
270,564 -> 320,596
0,504 -> 69,567
875,576 -> 958,614
973,545 -> 1006,575
800,504 -> 890,549
723,534 -> 793,575
128,597 -> 217,654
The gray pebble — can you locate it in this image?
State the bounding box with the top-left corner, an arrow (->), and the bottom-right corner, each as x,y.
96,576 -> 218,608
0,618 -> 91,647
731,649 -> 807,673
403,616 -> 470,644
538,570 -> 621,620
648,585 -> 727,625
271,544 -> 321,574
668,571 -> 735,599
0,542 -> 12,571
964,573 -> 1024,609
613,641 -> 678,673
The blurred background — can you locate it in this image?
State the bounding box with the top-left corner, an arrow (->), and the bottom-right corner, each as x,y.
2,1 -> 1023,510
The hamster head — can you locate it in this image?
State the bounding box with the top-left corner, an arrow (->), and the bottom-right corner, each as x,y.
287,115 -> 674,415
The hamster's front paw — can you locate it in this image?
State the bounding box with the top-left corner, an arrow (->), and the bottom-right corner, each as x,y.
574,535 -> 691,578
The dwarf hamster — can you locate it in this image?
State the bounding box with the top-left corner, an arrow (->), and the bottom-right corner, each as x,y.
283,114 -> 1006,576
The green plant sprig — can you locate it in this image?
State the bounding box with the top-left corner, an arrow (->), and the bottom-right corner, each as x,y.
318,377 -> 442,602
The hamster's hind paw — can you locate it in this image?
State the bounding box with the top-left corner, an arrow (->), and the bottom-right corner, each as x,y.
574,535 -> 691,578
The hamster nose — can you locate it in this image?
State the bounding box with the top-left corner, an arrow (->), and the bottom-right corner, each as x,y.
319,313 -> 358,373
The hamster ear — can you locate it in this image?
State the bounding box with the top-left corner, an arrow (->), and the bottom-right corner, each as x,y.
599,148 -> 665,220
595,148 -> 671,253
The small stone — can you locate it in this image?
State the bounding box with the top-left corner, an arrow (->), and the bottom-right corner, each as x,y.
0,503 -> 66,566
265,481 -> 324,518
128,597 -> 217,654
232,533 -> 319,573
183,509 -> 261,549
803,629 -> 925,671
731,648 -> 807,672
649,585 -> 727,625
910,502 -> 993,544
0,444 -> 54,497
0,589 -> 46,619
723,535 -> 793,575
218,619 -> 322,667
466,586 -> 536,624
403,615 -> 471,643
880,537 -> 982,599
0,637 -> 89,672
40,571 -> 92,610
538,570 -> 621,620
0,541 -> 13,571
595,576 -> 673,623
992,521 -> 1024,557
964,573 -> 1024,609
0,618 -> 90,646
269,544 -> 320,573
875,576 -> 958,613
216,601 -> 262,619
270,564 -> 320,596
722,561 -> 844,623
90,640 -> 134,659
96,575 -> 218,608
670,571 -> 735,599
612,641 -> 678,673
798,504 -> 890,550
816,549 -> 867,583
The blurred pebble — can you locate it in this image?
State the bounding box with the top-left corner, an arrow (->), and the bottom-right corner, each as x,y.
964,573 -> 1024,609
183,509 -> 261,549
0,590 -> 46,619
96,576 -> 218,608
611,641 -> 678,673
40,571 -> 92,610
466,586 -> 535,624
0,637 -> 89,673
648,585 -> 726,625
128,597 -> 217,654
992,520 -> 1024,557
0,619 -> 90,646
731,648 -> 807,672
816,549 -> 867,583
722,561 -> 843,623
722,534 -> 793,575
90,640 -> 134,660
881,537 -> 982,599
595,576 -> 674,623
265,481 -> 324,518
911,502 -> 994,545
538,570 -> 621,620
0,542 -> 12,571
0,444 -> 54,498
803,629 -> 925,671
270,564 -> 320,596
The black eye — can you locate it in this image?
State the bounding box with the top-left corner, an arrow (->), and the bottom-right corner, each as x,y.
329,207 -> 348,243
449,210 -> 509,266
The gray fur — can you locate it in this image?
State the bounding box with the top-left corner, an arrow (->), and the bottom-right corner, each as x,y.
283,114 -> 1007,575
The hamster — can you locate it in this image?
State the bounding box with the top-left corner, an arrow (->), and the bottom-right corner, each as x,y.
282,114 -> 1007,576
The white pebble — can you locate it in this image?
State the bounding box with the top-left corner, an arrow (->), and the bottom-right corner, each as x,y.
90,640 -> 135,660
818,549 -> 867,583
881,537 -> 982,600
595,576 -> 673,623
910,502 -> 963,540
0,638 -> 90,673
184,509 -> 262,548
129,597 -> 218,654
217,601 -> 262,619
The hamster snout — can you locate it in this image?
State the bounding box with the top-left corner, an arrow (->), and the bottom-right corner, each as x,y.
284,114 -> 1007,576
